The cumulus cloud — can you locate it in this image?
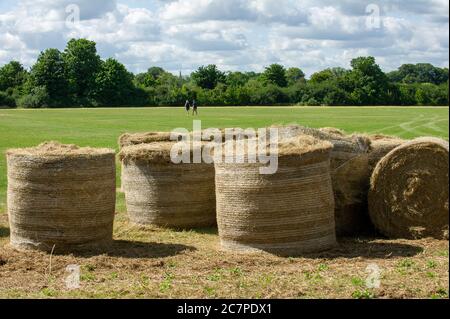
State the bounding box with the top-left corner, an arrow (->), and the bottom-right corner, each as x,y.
0,0 -> 448,76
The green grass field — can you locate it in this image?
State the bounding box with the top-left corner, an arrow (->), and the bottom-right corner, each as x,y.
0,106 -> 448,214
0,106 -> 448,299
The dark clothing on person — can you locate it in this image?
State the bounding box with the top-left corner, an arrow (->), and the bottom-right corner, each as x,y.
192,100 -> 198,115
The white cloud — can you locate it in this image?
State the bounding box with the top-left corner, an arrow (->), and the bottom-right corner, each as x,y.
0,0 -> 448,76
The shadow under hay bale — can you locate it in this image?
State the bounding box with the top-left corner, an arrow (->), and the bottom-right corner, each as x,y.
6,142 -> 116,253
64,240 -> 196,258
215,135 -> 337,256
273,125 -> 372,237
296,238 -> 424,259
369,137 -> 449,239
0,226 -> 10,238
119,142 -> 216,228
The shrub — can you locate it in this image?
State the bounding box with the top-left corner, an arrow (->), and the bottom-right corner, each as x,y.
17,86 -> 50,108
0,91 -> 16,108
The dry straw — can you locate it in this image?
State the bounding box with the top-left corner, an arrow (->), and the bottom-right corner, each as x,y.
368,134 -> 405,173
119,141 -> 216,228
369,137 -> 449,239
6,142 -> 116,252
215,135 -> 336,255
118,131 -> 190,149
272,125 -> 372,236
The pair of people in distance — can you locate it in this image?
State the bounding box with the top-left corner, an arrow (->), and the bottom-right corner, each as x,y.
184,100 -> 198,115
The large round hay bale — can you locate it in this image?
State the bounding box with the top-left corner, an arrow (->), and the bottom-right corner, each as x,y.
215,135 -> 336,255
119,142 -> 216,228
369,137 -> 449,239
6,142 -> 116,252
368,134 -> 405,173
272,125 -> 371,236
118,131 -> 189,192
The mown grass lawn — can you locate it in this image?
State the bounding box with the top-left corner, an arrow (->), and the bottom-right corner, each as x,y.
0,106 -> 448,299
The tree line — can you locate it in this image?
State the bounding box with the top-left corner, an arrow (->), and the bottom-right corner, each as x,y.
0,38 -> 448,108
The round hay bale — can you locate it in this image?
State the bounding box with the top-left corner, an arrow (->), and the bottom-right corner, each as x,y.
215,135 -> 336,255
119,142 -> 216,228
118,131 -> 189,192
6,142 -> 116,252
272,125 -> 371,236
369,137 -> 449,239
368,134 -> 405,173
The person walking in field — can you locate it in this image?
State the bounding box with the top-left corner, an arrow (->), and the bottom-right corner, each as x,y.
184,100 -> 191,115
192,99 -> 198,116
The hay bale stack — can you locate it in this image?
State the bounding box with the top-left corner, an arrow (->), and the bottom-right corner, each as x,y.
369,137 -> 449,239
368,134 -> 405,173
6,142 -> 116,252
119,142 -> 216,228
272,125 -> 371,236
215,135 -> 336,255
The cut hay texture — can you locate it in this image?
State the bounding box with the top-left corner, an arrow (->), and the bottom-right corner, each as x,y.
215,135 -> 336,255
6,142 -> 116,252
368,134 -> 405,173
118,131 -> 189,192
119,131 -> 190,149
119,141 -> 216,228
369,137 -> 449,239
272,125 -> 372,236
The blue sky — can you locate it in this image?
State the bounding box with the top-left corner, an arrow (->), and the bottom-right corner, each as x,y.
0,0 -> 448,76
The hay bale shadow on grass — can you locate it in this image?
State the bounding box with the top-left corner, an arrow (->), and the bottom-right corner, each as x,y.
65,240 -> 196,259
289,237 -> 424,259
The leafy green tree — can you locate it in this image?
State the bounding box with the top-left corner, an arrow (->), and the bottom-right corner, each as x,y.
226,71 -> 250,87
388,63 -> 448,85
310,69 -> 334,84
286,67 -> 305,85
147,67 -> 166,80
134,72 -> 156,88
63,38 -> 102,102
135,67 -> 168,88
347,56 -> 389,105
261,64 -> 287,87
191,65 -> 225,89
0,61 -> 28,92
26,48 -> 69,106
92,58 -> 135,106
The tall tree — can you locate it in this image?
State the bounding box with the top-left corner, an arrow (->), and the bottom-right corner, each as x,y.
286,67 -> 305,85
387,63 -> 448,85
348,56 -> 389,105
26,48 -> 69,105
92,58 -> 135,106
0,61 -> 28,92
226,71 -> 250,87
261,64 -> 287,87
63,38 -> 102,102
191,65 -> 225,89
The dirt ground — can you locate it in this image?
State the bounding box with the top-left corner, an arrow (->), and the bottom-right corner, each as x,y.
0,212 -> 448,299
